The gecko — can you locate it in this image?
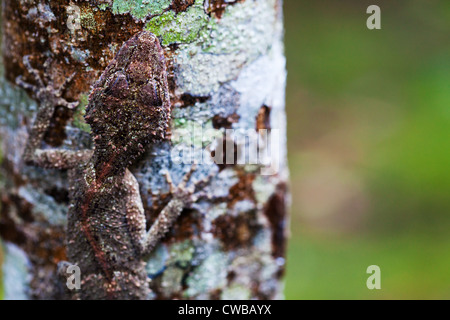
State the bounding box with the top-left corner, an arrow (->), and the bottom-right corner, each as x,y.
18,31 -> 208,300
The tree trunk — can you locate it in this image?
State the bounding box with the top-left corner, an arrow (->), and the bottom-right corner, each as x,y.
0,0 -> 288,300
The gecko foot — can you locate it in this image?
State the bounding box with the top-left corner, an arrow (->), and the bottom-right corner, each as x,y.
164,164 -> 214,205
16,55 -> 79,110
142,164 -> 215,256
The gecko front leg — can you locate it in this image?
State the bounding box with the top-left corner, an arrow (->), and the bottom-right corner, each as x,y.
17,55 -> 92,169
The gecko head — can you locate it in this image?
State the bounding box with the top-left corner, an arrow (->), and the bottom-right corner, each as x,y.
85,31 -> 171,174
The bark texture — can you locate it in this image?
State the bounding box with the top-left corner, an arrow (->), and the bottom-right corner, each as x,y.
0,0 -> 288,300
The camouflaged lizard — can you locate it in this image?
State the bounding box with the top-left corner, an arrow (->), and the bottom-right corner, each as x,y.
19,31 -> 206,300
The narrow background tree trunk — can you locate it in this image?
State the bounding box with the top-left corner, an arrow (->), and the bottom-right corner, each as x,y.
0,0 -> 288,299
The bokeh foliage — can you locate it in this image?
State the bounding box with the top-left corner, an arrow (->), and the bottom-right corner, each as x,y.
284,0 -> 450,299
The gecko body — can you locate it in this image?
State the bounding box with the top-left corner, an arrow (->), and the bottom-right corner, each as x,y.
19,31 -> 204,300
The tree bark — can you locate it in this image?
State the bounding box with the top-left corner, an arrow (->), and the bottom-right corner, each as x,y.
0,0 -> 288,300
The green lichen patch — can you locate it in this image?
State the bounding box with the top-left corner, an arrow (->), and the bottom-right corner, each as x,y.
171,119 -> 214,148
184,250 -> 228,297
145,0 -> 211,46
160,266 -> 184,297
80,6 -> 103,32
221,283 -> 251,300
72,94 -> 90,133
167,240 -> 195,268
97,3 -> 109,11
173,0 -> 281,95
112,0 -> 171,21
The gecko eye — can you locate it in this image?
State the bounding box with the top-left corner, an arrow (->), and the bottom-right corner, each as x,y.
138,81 -> 163,107
104,73 -> 129,99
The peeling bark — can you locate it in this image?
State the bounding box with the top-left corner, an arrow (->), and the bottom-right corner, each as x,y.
0,0 -> 288,300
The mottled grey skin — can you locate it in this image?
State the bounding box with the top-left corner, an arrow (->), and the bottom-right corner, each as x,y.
19,31 -> 204,300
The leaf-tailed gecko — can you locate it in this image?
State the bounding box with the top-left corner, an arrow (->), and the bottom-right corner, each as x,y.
18,31 -> 205,299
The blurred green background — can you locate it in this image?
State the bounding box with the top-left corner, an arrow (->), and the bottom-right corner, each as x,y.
284,0 -> 450,299
1,0 -> 449,300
